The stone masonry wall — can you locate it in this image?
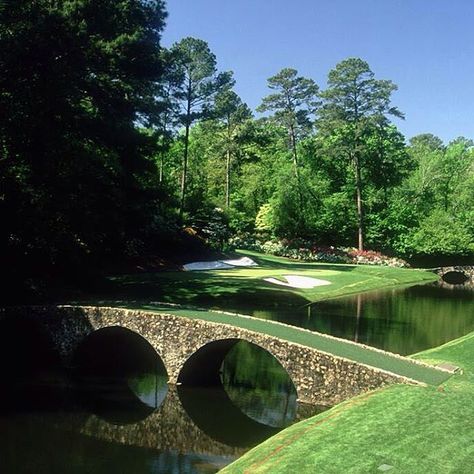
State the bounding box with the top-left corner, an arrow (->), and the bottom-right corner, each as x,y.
0,305 -> 417,406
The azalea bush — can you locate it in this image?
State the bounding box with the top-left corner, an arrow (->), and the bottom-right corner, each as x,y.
346,249 -> 409,267
228,234 -> 409,267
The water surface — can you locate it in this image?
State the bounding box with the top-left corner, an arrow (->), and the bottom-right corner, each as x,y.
221,282 -> 474,355
2,281 -> 474,472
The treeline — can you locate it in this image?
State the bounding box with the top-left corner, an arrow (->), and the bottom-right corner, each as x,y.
159,43 -> 474,263
1,0 -> 170,297
1,1 -> 473,299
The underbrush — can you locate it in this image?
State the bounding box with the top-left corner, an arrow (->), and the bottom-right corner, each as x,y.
228,235 -> 409,268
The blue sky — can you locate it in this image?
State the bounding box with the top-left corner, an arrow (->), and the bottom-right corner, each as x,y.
162,0 -> 474,143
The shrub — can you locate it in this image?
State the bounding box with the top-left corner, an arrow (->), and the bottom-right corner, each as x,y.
229,234 -> 409,267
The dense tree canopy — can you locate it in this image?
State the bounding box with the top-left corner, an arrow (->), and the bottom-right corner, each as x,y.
1,0 -> 168,295
1,2 -> 473,300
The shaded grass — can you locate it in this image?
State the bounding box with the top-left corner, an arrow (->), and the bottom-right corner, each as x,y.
105,251 -> 438,310
221,332 -> 474,474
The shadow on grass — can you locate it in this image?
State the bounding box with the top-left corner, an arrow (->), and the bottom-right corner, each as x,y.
95,272 -> 310,311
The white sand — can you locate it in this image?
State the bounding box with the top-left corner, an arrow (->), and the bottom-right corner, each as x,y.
263,275 -> 331,289
221,256 -> 258,267
183,256 -> 257,271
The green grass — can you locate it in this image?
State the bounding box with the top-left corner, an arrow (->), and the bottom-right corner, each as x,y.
94,252 -> 447,385
221,332 -> 474,474
107,302 -> 449,386
106,250 -> 438,309
99,251 -> 465,472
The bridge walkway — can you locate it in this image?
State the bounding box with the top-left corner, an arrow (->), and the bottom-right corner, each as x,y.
106,302 -> 451,387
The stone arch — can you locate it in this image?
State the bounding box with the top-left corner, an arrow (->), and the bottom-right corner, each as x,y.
177,337 -> 298,404
178,338 -> 239,386
177,338 -> 297,395
441,270 -> 469,285
176,338 -> 296,446
72,325 -> 167,378
72,326 -> 169,424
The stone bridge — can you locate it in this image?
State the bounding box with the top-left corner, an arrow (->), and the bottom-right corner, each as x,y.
431,266 -> 474,284
0,305 -> 448,406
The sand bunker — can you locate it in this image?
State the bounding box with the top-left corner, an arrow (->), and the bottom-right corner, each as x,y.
183,256 -> 258,271
264,275 -> 331,289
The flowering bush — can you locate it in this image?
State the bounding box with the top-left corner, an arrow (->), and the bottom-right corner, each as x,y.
261,240 -> 286,255
228,234 -> 409,267
346,248 -> 409,267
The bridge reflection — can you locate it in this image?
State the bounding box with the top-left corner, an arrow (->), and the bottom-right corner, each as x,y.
76,385 -> 324,456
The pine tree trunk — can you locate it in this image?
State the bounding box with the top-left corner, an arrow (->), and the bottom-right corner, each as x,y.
289,125 -> 299,181
354,154 -> 364,251
179,122 -> 190,220
159,151 -> 164,183
226,149 -> 231,208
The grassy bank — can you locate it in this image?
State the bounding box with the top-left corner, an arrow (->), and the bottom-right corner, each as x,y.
106,250 -> 438,309
221,332 -> 474,473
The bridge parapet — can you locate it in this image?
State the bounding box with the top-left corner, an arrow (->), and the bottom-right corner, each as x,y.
1,306 -> 426,406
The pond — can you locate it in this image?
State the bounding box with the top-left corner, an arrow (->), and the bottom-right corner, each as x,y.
219,281 -> 474,355
0,339 -> 324,474
2,281 -> 473,473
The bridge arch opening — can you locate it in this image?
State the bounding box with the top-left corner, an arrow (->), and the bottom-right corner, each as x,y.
177,339 -> 298,440
441,271 -> 469,285
73,326 -> 168,424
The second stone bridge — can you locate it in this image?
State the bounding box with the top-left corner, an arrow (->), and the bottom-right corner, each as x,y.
1,305 -> 451,406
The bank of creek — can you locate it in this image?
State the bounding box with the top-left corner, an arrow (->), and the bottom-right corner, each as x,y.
1,280 -> 474,473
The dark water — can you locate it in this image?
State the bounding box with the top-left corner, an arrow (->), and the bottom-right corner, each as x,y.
2,281 -> 474,473
226,282 -> 474,356
0,340 -> 323,474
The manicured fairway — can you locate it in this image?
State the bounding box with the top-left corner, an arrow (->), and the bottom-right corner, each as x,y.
221,331 -> 474,474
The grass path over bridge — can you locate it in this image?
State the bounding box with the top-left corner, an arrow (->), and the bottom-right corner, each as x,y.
109,302 -> 450,387
221,331 -> 474,473
101,251 -> 447,386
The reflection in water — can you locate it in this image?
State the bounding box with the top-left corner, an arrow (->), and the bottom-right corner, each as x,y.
128,373 -> 168,408
177,385 -> 280,448
1,331 -> 321,473
72,325 -> 170,424
229,282 -> 474,355
78,374 -> 168,425
221,341 -> 298,428
4,282 -> 471,471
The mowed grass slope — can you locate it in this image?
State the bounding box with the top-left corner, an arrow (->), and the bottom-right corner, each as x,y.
221,332 -> 474,474
108,251 -> 438,309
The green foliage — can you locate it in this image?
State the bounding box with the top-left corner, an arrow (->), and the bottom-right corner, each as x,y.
170,37 -> 233,217
318,58 -> 405,250
3,3 -> 473,300
257,68 -> 319,142
406,210 -> 474,257
0,0 -> 168,296
255,203 -> 276,233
